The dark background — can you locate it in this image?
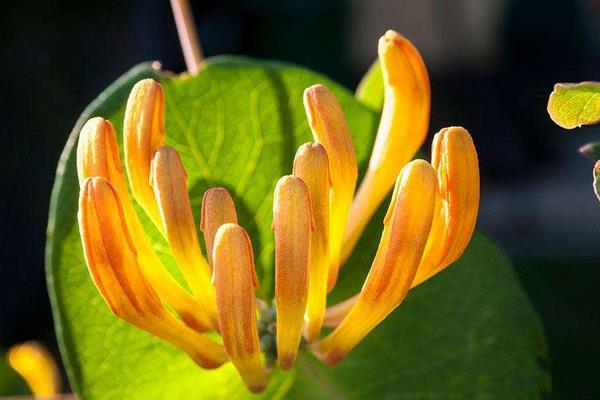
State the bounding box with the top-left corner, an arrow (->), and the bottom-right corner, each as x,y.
1,0 -> 599,398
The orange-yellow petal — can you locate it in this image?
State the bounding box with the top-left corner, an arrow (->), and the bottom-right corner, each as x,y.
213,223 -> 270,392
78,177 -> 227,369
7,341 -> 61,397
273,175 -> 312,368
77,117 -> 213,332
303,84 -> 357,291
412,127 -> 479,286
200,187 -> 238,270
343,30 -> 430,263
292,143 -> 330,341
124,78 -> 165,231
150,146 -> 219,330
311,160 -> 436,366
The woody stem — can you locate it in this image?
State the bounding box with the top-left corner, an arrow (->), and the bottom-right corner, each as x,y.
169,0 -> 204,75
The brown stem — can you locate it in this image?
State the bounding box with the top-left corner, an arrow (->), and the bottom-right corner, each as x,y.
169,0 -> 204,75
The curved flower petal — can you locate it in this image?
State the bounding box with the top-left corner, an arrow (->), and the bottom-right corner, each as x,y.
77,118 -> 213,332
124,78 -> 165,231
311,160 -> 436,366
343,30 -> 430,263
78,177 -> 227,369
324,127 -> 480,325
213,223 -> 270,392
304,84 -> 357,291
200,187 -> 238,270
412,127 -> 479,286
293,143 -> 330,341
150,146 -> 219,330
273,175 -> 312,368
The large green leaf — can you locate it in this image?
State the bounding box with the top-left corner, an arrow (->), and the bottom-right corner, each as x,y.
46,58 -> 549,399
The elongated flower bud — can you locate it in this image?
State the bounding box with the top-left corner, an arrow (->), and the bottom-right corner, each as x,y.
124,79 -> 165,230
7,342 -> 61,397
304,84 -> 357,291
293,143 -> 330,341
150,146 -> 218,330
200,187 -> 238,269
273,175 -> 312,368
78,177 -> 227,368
213,223 -> 270,392
77,118 -> 125,190
412,127 -> 479,286
311,160 -> 436,365
343,30 -> 430,263
77,118 -> 214,332
323,128 -> 480,325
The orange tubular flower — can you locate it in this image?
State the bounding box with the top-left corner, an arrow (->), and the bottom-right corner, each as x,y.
213,223 -> 271,393
304,84 -> 357,291
343,30 -> 430,263
322,127 -> 480,327
311,160 -> 437,366
150,146 -> 219,330
293,143 -> 330,341
273,175 -> 312,369
412,126 -> 480,286
200,187 -> 238,269
78,177 -> 226,369
77,117 -> 213,332
76,29 -> 480,393
124,78 -> 165,231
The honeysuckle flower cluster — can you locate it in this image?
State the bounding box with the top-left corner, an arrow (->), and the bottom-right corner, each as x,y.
76,30 -> 479,393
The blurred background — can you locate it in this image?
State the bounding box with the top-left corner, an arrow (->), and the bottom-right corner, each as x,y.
1,0 -> 599,398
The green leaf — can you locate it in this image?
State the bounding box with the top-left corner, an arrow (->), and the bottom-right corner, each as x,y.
46,58 -> 549,399
547,82 -> 600,129
355,60 -> 383,112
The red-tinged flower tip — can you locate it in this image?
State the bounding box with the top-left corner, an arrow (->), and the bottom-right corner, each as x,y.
303,84 -> 357,291
273,175 -> 312,368
311,160 -> 437,365
213,223 -> 270,392
343,30 -> 430,263
293,143 -> 331,341
200,187 -> 238,270
78,177 -> 227,369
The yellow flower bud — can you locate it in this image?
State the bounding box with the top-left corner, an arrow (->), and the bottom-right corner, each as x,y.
311,160 -> 436,365
213,223 -> 270,392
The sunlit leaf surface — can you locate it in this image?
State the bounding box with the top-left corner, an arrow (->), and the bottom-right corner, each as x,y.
548,82 -> 600,129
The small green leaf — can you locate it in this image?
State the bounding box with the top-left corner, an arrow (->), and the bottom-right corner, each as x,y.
47,58 -> 549,399
547,82 -> 600,129
355,60 -> 383,112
